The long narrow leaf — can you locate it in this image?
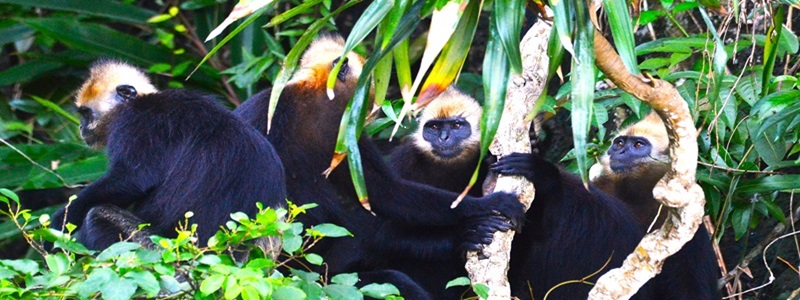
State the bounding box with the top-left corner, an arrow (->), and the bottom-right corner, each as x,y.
571,0 -> 596,184
415,0 -> 482,107
206,0 -> 276,42
372,0 -> 410,107
1,0 -> 155,24
760,5 -> 786,97
329,0 -> 425,205
326,0 -> 394,99
265,0 -> 324,27
265,0 -> 363,132
698,8 -> 728,107
454,20 -> 510,206
188,7 -> 268,79
492,0 -> 524,74
551,0 -> 576,58
390,0 -> 466,138
31,96 -> 79,125
603,0 -> 639,74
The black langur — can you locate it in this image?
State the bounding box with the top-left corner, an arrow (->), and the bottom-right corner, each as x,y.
49,60 -> 287,251
389,87 -> 488,196
489,152 -> 652,299
234,34 -> 524,299
591,111 -> 721,299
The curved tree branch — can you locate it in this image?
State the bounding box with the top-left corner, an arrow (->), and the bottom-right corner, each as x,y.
588,31 -> 705,299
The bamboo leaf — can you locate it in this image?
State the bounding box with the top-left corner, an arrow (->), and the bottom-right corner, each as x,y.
265,0 -> 323,28
603,0 -> 639,74
1,0 -> 156,24
189,7 -> 268,79
31,96 -> 79,125
22,18 -> 172,66
698,8 -> 728,107
326,0 -> 394,99
0,60 -> 63,87
454,20 -> 510,206
205,0 -> 276,42
761,5 -> 786,97
390,0 -> 466,138
329,0 -> 425,205
264,0 -> 363,132
415,0 -> 482,108
492,0 -> 524,74
551,0 -> 576,58
570,0 -> 596,184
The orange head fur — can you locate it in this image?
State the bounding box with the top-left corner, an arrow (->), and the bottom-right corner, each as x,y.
75,60 -> 157,146
287,34 -> 365,96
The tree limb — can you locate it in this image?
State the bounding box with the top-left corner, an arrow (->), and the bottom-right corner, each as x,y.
463,19 -> 551,299
588,31 -> 705,299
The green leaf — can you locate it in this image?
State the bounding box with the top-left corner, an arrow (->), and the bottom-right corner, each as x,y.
492,0 -> 524,74
697,8 -> 728,106
323,284 -> 363,300
603,0 -> 639,74
570,0 -> 597,183
750,90 -> 800,119
273,286 -> 306,300
265,0 -> 363,131
189,6 -> 268,79
265,0 -> 324,27
311,223 -> 352,237
737,175 -> 800,193
2,0 -> 156,24
472,283 -> 490,299
44,252 -> 70,275
416,0 -> 482,107
282,233 -> 302,253
305,253 -> 323,266
0,259 -> 38,275
200,274 -> 226,295
31,96 -> 79,125
101,276 -> 138,300
326,0 -> 394,97
0,189 -> 19,205
23,18 -> 173,66
96,242 -> 142,261
731,206 -> 752,240
331,273 -> 359,286
0,23 -> 34,46
242,286 -> 261,300
445,276 -> 471,288
79,268 -> 115,298
123,270 -> 160,298
761,6 -> 786,97
0,60 -> 64,86
332,0 -> 426,203
360,283 -> 401,298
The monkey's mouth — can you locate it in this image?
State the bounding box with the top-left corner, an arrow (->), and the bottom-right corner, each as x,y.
609,161 -> 637,174
432,147 -> 463,159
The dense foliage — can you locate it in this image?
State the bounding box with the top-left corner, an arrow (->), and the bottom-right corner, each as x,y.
1,0 -> 799,298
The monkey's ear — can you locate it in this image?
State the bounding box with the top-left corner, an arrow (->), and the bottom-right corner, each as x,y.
115,85 -> 138,102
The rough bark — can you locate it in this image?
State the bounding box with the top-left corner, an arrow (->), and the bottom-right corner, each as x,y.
587,31 -> 705,299
463,20 -> 551,299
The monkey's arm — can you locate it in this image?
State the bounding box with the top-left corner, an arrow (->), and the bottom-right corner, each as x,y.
349,140 -> 524,233
50,162 -> 155,232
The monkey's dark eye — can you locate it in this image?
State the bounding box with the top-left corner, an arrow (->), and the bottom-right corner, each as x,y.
78,107 -> 93,119
613,138 -> 624,147
452,122 -> 462,129
634,141 -> 643,148
430,124 -> 439,130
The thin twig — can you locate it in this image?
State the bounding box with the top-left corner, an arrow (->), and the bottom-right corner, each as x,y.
697,161 -> 780,175
0,138 -> 83,189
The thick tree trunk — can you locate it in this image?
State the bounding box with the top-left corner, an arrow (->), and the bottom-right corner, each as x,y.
463,19 -> 551,299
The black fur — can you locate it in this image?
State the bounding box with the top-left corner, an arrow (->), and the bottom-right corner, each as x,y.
389,137 -> 488,197
492,152 -> 656,299
51,89 -> 286,249
235,81 -> 524,298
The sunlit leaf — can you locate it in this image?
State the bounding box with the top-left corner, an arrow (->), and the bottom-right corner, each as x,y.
206,0 -> 276,42
603,0 -> 639,74
571,0 -> 596,184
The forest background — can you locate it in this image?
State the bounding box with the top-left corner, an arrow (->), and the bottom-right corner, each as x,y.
0,0 -> 799,299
